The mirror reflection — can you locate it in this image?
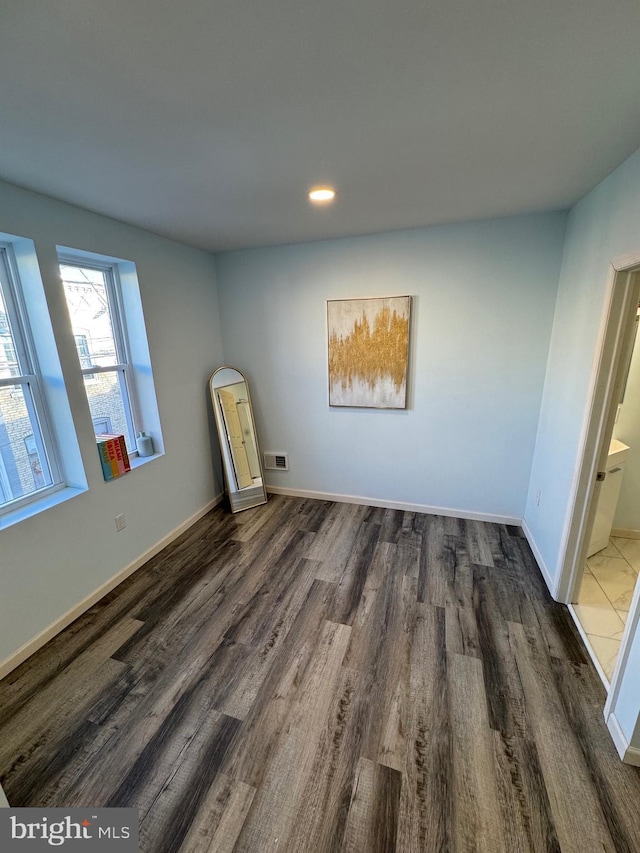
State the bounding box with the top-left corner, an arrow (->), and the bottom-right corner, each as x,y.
209,366 -> 267,513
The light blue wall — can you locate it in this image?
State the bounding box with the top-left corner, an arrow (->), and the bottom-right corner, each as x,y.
613,327 -> 640,531
524,148 -> 640,753
0,180 -> 224,667
525,148 -> 640,579
215,212 -> 567,520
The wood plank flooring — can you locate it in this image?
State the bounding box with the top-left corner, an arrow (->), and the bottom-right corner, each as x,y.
1,494 -> 639,851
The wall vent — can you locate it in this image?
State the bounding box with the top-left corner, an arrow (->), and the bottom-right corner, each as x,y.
263,452 -> 289,471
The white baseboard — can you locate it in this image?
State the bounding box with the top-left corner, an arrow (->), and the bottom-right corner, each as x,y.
607,711 -> 629,760
606,711 -> 640,766
265,485 -> 520,526
521,519 -> 557,597
611,528 -> 640,540
625,746 -> 640,766
0,493 -> 225,681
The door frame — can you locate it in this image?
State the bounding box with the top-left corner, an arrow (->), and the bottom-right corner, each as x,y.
557,255 -> 640,604
555,251 -> 640,762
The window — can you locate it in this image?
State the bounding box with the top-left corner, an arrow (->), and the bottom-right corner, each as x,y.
74,333 -> 91,368
0,245 -> 61,512
0,307 -> 19,377
24,433 -> 47,489
59,260 -> 137,451
1,342 -> 19,377
92,416 -> 113,435
57,247 -> 163,464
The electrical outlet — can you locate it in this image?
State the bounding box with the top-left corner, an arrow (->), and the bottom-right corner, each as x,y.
115,513 -> 127,532
535,490 -> 541,507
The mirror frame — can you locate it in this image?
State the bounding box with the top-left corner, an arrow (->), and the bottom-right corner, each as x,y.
209,366 -> 268,513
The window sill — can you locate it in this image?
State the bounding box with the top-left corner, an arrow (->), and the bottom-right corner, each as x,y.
97,450 -> 164,481
0,484 -> 87,531
128,450 -> 163,471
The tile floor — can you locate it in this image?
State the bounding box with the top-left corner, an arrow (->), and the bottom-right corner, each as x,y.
575,536 -> 640,683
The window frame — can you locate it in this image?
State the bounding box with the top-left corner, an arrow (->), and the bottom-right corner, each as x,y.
58,254 -> 141,453
0,242 -> 64,515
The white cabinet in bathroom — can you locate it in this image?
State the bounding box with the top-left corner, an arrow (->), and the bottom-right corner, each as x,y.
587,439 -> 630,557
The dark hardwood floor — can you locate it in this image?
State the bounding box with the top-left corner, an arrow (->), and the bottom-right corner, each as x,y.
1,495 -> 639,851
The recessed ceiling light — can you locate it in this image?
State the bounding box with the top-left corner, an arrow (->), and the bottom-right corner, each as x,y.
308,186 -> 336,203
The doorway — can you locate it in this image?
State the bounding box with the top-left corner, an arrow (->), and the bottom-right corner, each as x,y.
573,521 -> 640,685
557,257 -> 640,699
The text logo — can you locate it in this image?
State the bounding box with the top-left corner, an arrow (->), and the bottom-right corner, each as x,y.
0,809 -> 138,850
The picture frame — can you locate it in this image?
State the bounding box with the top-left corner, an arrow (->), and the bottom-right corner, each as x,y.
327,295 -> 411,408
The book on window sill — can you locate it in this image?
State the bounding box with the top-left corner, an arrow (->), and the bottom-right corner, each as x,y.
96,434 -> 131,480
96,436 -> 119,480
96,438 -> 114,481
100,433 -> 131,474
97,434 -> 131,473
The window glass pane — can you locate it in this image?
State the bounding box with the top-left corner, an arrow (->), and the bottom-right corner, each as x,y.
84,371 -> 132,448
0,285 -> 20,378
0,385 -> 53,506
24,434 -> 47,489
60,264 -> 118,367
92,416 -> 113,434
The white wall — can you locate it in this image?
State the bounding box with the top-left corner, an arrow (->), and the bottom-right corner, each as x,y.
0,180 -> 224,668
215,212 -> 566,520
524,147 -> 640,754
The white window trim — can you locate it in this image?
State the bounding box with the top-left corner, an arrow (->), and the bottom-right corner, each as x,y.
57,244 -> 164,468
0,243 -> 66,513
0,232 -> 87,529
59,254 -> 139,452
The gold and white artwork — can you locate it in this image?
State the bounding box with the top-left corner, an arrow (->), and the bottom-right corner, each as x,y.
327,296 -> 411,408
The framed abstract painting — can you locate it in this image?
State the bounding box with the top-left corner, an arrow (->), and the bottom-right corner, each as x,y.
327,295 -> 411,408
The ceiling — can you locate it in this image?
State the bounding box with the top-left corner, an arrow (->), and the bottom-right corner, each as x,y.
2,1 -> 640,252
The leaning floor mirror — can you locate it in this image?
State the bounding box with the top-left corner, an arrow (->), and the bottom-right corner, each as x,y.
209,366 -> 268,513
